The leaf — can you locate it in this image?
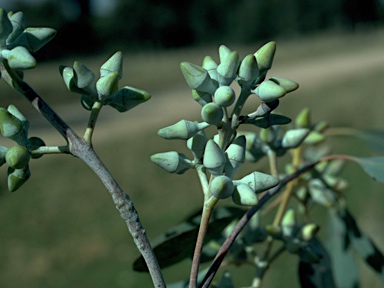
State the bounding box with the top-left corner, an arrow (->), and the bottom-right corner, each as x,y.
340,208 -> 384,282
133,206 -> 245,272
217,271 -> 235,288
244,113 -> 291,128
350,156 -> 384,183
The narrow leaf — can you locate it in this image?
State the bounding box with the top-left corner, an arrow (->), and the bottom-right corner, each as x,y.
350,156 -> 384,183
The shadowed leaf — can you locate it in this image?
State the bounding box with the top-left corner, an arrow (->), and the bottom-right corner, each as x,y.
350,156 -> 384,183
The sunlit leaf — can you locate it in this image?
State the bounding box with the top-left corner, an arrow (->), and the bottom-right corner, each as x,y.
133,206 -> 244,272
350,156 -> 384,183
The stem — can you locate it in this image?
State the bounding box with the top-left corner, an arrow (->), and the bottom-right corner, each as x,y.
30,145 -> 69,155
0,62 -> 166,288
83,100 -> 103,143
231,88 -> 251,129
198,160 -> 319,288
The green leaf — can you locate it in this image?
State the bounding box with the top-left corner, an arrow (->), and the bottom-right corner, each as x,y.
244,113 -> 291,128
133,206 -> 245,272
217,271 -> 235,288
350,156 -> 384,183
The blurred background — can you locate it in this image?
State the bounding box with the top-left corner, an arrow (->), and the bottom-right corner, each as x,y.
0,0 -> 384,287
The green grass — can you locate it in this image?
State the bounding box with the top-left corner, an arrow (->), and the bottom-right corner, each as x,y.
1,30 -> 384,287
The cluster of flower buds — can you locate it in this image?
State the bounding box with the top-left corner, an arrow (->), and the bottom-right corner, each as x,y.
0,105 -> 45,192
60,52 -> 150,112
0,8 -> 56,72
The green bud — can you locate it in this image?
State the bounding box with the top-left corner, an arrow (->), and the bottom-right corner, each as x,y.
7,11 -> 24,43
233,171 -> 279,193
203,139 -> 226,176
308,179 -> 336,207
96,71 -> 119,100
0,145 -> 9,166
259,127 -> 277,144
254,41 -> 276,72
202,55 -> 218,82
238,54 -> 259,83
158,120 -> 209,140
6,46 -> 36,70
187,130 -> 208,160
0,107 -> 23,138
214,86 -> 235,107
100,51 -> 123,79
201,102 -> 223,125
232,183 -> 258,206
281,209 -> 296,237
217,51 -> 239,86
313,121 -> 329,133
150,151 -> 193,174
7,165 -> 31,192
303,131 -> 326,145
254,80 -> 286,102
218,45 -> 232,63
210,175 -> 234,199
180,62 -> 217,94
270,77 -> 299,93
224,135 -> 246,178
105,86 -> 151,112
0,8 -> 12,44
27,136 -> 45,159
73,61 -> 95,89
5,145 -> 30,169
13,27 -> 56,52
192,89 -> 212,106
295,108 -> 311,128
301,224 -> 319,241
281,128 -> 310,148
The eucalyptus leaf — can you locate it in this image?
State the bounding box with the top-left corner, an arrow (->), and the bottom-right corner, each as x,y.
244,113 -> 291,128
133,206 -> 244,272
350,156 -> 384,183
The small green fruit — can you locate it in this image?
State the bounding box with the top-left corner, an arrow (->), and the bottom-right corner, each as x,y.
214,86 -> 235,107
210,175 -> 234,199
201,103 -> 223,125
5,145 -> 30,169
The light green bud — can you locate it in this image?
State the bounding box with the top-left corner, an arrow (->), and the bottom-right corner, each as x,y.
308,179 -> 336,207
210,175 -> 234,199
281,209 -> 296,237
224,135 -> 246,178
7,165 -> 31,192
217,51 -> 239,86
203,139 -> 226,176
192,90 -> 212,106
100,51 -> 123,79
187,130 -> 208,160
150,151 -> 193,174
232,183 -> 258,206
218,45 -> 232,63
5,145 -> 30,169
158,120 -> 209,140
270,77 -> 299,93
73,61 -> 95,89
105,86 -> 151,112
6,46 -> 36,70
281,128 -> 310,148
0,145 -> 9,166
0,8 -> 12,44
214,86 -> 235,107
254,41 -> 276,72
303,131 -> 326,145
180,62 -> 217,94
13,27 -> 56,53
201,102 -> 223,125
7,11 -> 24,43
96,71 -> 119,100
259,127 -> 277,144
27,136 -> 45,159
0,107 -> 23,138
254,80 -> 286,102
202,55 -> 218,82
301,224 -> 319,241
295,107 -> 311,128
233,171 -> 279,193
238,54 -> 259,83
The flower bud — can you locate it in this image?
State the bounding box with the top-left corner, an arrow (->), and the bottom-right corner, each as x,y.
180,62 -> 217,94
281,209 -> 296,237
5,145 -> 30,169
303,131 -> 326,145
308,179 -> 336,207
158,120 -> 209,140
259,127 -> 278,144
13,27 -> 56,53
105,86 -> 151,112
0,8 -> 12,43
203,139 -> 226,176
295,108 -> 311,128
214,86 -> 235,107
300,223 -> 319,241
281,128 -> 310,148
187,130 -> 208,160
210,175 -> 234,199
233,171 -> 279,193
192,90 -> 212,106
254,41 -> 276,72
238,54 -> 259,83
150,151 -> 193,174
0,107 -> 23,138
225,135 -> 246,178
270,77 -> 299,93
6,46 -> 36,70
27,136 -> 45,159
7,165 -> 31,192
96,71 -> 119,100
100,51 -> 123,79
232,183 -> 258,206
73,61 -> 95,89
202,55 -> 218,82
218,45 -> 232,63
217,51 -> 240,86
7,11 -> 24,43
201,102 -> 223,125
0,145 -> 9,166
254,80 -> 286,102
